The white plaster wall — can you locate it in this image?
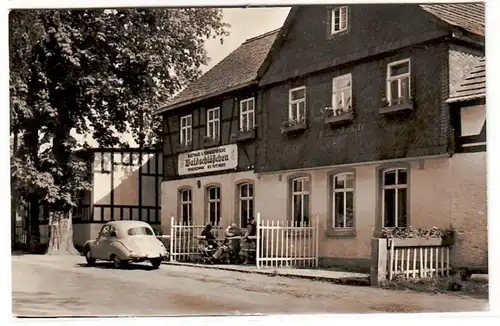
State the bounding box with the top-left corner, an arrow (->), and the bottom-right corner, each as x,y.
256,157 -> 459,260
161,171 -> 256,234
160,155 -> 488,267
449,152 -> 488,268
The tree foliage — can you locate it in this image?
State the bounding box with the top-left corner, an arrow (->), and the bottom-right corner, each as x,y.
10,9 -> 229,246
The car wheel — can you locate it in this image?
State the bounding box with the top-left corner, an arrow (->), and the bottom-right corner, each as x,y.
150,258 -> 162,269
112,255 -> 123,269
85,248 -> 96,266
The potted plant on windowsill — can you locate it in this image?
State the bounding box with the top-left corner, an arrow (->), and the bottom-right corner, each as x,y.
203,135 -> 219,148
231,126 -> 256,142
379,96 -> 415,115
324,106 -> 354,126
380,226 -> 455,247
280,116 -> 307,134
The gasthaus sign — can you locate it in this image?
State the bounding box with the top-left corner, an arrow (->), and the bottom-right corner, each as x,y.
178,144 -> 238,176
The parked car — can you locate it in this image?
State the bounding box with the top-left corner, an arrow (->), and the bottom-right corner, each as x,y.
83,221 -> 168,269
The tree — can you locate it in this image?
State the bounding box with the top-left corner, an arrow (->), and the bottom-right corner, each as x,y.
9,8 -> 229,254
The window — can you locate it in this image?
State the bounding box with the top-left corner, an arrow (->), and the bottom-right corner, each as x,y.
332,74 -> 352,114
206,107 -> 220,140
387,59 -> 411,106
332,173 -> 354,228
238,183 -> 254,228
331,6 -> 348,34
240,98 -> 255,132
206,186 -> 221,225
128,227 -> 154,236
291,177 -> 310,226
289,86 -> 306,122
179,188 -> 192,225
180,115 -> 192,146
382,168 -> 408,228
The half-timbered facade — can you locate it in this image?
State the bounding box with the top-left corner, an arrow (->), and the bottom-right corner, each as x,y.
254,4 -> 485,270
156,30 -> 278,231
29,147 -> 163,248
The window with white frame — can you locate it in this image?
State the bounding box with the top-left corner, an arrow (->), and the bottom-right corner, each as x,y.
332,173 -> 354,228
180,115 -> 192,146
206,107 -> 220,140
387,59 -> 411,106
238,183 -> 254,228
382,168 -> 408,228
206,186 -> 221,225
331,6 -> 348,34
179,188 -> 192,224
240,98 -> 255,132
289,86 -> 306,122
332,74 -> 352,115
291,176 -> 310,226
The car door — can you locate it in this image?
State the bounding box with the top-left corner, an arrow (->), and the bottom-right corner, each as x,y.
94,225 -> 111,259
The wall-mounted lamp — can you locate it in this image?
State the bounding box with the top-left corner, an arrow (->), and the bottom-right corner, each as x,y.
197,180 -> 201,189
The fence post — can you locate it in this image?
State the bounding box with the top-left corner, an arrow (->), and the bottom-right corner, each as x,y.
370,238 -> 388,286
170,216 -> 174,262
256,212 -> 261,269
315,215 -> 319,268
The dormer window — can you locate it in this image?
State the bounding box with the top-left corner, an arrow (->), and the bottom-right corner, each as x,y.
331,6 -> 348,35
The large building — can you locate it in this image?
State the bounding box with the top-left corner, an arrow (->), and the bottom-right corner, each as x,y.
157,3 -> 486,271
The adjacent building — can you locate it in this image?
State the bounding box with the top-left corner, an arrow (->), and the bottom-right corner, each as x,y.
157,3 -> 486,270
20,147 -> 163,248
157,30 -> 278,229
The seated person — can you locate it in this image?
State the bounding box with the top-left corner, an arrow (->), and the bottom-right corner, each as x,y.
240,217 -> 257,264
225,223 -> 242,259
200,224 -> 217,248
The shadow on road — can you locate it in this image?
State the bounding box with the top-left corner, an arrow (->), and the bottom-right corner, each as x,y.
75,262 -> 156,271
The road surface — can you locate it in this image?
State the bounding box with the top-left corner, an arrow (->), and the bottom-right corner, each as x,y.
12,255 -> 488,316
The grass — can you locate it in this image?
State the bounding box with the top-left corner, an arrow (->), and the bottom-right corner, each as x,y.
380,275 -> 489,299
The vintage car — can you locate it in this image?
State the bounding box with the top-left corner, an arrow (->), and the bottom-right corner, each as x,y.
83,220 -> 168,269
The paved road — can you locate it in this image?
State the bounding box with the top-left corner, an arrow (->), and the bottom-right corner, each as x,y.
12,255 -> 488,316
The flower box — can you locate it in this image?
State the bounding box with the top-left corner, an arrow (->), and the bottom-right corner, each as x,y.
387,237 -> 454,247
175,142 -> 193,153
232,128 -> 256,142
203,137 -> 219,148
281,119 -> 307,134
379,100 -> 414,115
325,111 -> 354,126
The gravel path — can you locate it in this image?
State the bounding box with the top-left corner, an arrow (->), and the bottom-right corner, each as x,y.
12,255 -> 488,316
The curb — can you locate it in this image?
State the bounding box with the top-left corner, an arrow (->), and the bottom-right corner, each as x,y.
163,261 -> 370,286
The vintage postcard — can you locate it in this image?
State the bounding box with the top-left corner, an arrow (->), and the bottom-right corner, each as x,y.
8,0 -> 491,320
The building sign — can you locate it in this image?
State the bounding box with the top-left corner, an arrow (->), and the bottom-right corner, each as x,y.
178,144 -> 238,176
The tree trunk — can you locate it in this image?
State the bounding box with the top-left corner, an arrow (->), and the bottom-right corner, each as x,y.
11,132 -> 18,249
46,210 -> 79,255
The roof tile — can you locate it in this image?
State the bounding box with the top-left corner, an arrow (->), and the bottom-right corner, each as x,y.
161,29 -> 280,112
448,57 -> 485,103
420,3 -> 485,36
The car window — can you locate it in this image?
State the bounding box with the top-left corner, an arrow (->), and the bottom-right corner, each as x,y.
99,225 -> 110,238
109,226 -> 117,237
127,227 -> 154,236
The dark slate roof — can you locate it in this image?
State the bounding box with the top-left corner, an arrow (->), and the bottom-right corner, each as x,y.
449,50 -> 482,98
447,56 -> 485,103
158,29 -> 280,113
420,3 -> 485,36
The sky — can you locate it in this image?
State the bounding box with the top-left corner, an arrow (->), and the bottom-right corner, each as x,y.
76,7 -> 290,147
203,7 -> 290,72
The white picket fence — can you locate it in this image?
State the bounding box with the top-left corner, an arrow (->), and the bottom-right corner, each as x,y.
256,214 -> 319,269
169,217 -> 223,262
387,240 -> 451,280
168,213 -> 319,269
